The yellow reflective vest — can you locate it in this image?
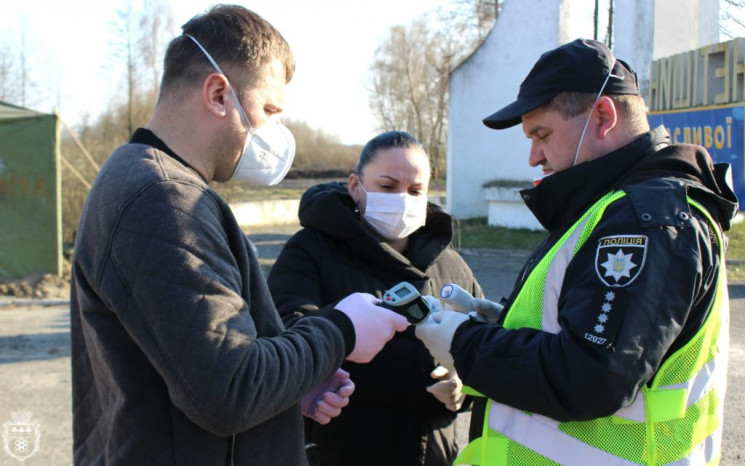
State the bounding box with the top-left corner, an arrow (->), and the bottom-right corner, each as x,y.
456,191 -> 729,465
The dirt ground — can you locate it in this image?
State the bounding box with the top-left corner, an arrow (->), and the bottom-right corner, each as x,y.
0,269 -> 70,300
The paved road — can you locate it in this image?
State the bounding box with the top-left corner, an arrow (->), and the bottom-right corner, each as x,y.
0,235 -> 742,464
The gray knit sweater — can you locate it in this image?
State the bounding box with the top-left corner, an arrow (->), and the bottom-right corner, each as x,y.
70,131 -> 354,465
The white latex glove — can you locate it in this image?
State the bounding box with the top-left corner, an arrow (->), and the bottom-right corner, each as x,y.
335,292 -> 409,363
421,295 -> 444,313
415,310 -> 470,370
470,298 -> 504,323
426,365 -> 465,412
301,369 -> 355,425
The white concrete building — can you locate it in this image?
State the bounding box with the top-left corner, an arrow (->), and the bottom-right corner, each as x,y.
447,0 -> 720,230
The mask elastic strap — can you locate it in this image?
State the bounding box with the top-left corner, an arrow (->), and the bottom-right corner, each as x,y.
184,34 -> 252,132
355,174 -> 369,193
572,57 -> 619,167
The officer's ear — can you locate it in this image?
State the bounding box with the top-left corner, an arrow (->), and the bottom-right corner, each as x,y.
594,96 -> 618,140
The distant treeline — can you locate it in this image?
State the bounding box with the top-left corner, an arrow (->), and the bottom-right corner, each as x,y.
284,169 -> 351,179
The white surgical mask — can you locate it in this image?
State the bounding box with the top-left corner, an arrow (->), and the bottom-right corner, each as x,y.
186,34 -> 295,186
357,176 -> 428,240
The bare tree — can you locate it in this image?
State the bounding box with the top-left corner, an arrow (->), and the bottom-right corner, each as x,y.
61,0 -> 176,242
450,0 -> 501,43
593,0 -> 614,47
139,0 -> 176,98
0,18 -> 46,109
0,41 -> 17,103
368,2 -> 500,177
284,119 -> 359,172
19,26 -> 28,107
110,2 -> 139,136
369,19 -> 452,176
108,0 -> 175,136
721,0 -> 745,39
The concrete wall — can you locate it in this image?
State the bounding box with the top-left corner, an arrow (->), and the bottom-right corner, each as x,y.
613,0 -> 656,97
231,200 -> 300,227
654,0 -> 720,60
230,194 -> 446,228
447,0 -> 571,220
447,0 -> 719,229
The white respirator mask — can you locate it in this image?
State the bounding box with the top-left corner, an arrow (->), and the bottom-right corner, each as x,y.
357,176 -> 428,240
186,34 -> 295,186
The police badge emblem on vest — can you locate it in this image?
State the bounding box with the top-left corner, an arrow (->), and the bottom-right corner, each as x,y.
594,235 -> 648,287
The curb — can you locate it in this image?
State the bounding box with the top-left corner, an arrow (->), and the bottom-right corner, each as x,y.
0,298 -> 70,308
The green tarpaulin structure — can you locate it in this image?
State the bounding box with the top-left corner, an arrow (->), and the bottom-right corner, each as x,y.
0,101 -> 62,277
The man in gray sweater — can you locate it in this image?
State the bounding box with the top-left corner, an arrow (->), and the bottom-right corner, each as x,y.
70,5 -> 408,465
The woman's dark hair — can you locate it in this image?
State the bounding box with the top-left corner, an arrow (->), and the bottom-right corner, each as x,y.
355,131 -> 429,175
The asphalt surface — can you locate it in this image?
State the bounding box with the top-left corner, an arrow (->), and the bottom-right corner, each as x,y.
0,230 -> 743,464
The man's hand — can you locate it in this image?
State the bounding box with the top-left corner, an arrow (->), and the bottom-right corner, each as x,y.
426,365 -> 465,412
335,293 -> 409,363
415,310 -> 470,370
301,369 -> 355,425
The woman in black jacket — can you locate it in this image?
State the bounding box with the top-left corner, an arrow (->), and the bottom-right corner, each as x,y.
267,131 -> 483,465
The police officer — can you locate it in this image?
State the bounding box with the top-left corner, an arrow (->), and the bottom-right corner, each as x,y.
415,39 -> 738,464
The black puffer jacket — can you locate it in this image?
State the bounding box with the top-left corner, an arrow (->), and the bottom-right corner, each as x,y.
452,127 -> 738,439
267,182 -> 483,466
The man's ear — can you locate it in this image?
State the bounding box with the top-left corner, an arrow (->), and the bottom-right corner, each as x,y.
594,96 -> 618,140
202,73 -> 231,117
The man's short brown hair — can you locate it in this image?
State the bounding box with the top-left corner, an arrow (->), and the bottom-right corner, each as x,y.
545,92 -> 649,133
159,4 -> 295,98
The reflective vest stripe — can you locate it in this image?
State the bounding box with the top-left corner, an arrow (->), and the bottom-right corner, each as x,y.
487,403 -> 638,465
666,427 -> 721,465
504,191 -> 625,332
541,220 -> 587,335
614,354 -> 723,423
473,390 -> 724,465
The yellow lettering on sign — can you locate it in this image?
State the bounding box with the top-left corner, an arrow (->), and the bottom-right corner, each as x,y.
692,126 -> 702,146
662,119 -> 732,151
650,38 -> 745,110
714,125 -> 725,150
704,126 -> 713,148
733,39 -> 745,102
673,52 -> 692,108
659,58 -> 673,110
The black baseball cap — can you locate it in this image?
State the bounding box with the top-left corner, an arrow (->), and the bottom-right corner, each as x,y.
483,39 -> 640,129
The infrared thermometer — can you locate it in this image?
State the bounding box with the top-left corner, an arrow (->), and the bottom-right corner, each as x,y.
380,281 -> 431,325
